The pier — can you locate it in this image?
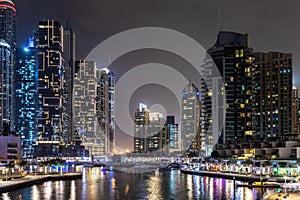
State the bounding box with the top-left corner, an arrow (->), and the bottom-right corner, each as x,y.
180,169 -> 269,182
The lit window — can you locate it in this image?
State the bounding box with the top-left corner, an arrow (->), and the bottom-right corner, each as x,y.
240,49 -> 244,57
235,50 -> 240,58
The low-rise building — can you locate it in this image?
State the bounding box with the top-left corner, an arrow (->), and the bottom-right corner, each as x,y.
0,135 -> 21,163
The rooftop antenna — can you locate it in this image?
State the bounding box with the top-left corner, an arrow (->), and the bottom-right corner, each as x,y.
218,0 -> 223,31
107,54 -> 111,70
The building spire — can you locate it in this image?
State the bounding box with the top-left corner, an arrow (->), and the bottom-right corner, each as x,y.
218,0 -> 223,31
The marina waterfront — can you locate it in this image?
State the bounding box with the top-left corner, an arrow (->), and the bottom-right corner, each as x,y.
0,168 -> 263,200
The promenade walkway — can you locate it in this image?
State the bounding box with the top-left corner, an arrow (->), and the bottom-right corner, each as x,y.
263,192 -> 300,200
0,173 -> 82,193
181,168 -> 269,182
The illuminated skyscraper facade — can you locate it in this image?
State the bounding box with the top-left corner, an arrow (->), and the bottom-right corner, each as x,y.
208,31 -> 254,144
166,116 -> 179,152
292,86 -> 300,136
74,60 -> 104,156
15,38 -> 38,158
96,68 -> 115,154
181,82 -> 201,153
0,0 -> 16,52
134,103 -> 150,153
133,103 -> 175,155
63,23 -> 76,143
253,52 -> 293,139
0,0 -> 16,135
0,40 -> 13,135
35,20 -> 64,154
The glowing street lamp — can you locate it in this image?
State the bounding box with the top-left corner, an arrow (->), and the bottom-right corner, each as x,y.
284,176 -> 287,196
5,168 -> 8,182
34,165 -> 37,176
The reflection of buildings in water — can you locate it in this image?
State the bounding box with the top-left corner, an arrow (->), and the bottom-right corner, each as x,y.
148,176 -> 163,200
70,180 -> 76,200
186,175 -> 193,199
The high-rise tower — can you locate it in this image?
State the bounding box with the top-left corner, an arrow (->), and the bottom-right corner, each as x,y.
292,86 -> 300,136
35,20 -> 64,155
74,60 -> 99,155
133,103 -> 175,155
96,68 -> 115,154
253,52 -> 293,139
134,103 -> 150,153
207,31 -> 254,145
63,23 -> 76,143
0,40 -> 13,135
181,81 -> 201,154
0,0 -> 16,52
0,0 -> 16,135
15,37 -> 38,158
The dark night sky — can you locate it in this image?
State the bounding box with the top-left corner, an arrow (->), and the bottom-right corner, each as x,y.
15,0 -> 300,151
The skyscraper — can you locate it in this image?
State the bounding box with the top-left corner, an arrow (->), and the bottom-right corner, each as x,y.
181,81 -> 201,154
165,116 -> 179,152
74,60 -> 100,155
0,0 -> 16,135
253,52 -> 293,139
0,0 -> 16,52
96,68 -> 115,154
0,39 -> 13,135
134,103 -> 150,153
15,37 -> 38,158
133,103 -> 176,155
63,23 -> 76,143
207,31 -> 254,145
200,73 -> 224,157
292,86 -> 300,136
35,20 -> 64,155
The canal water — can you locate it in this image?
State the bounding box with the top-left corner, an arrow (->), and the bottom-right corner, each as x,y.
0,168 -> 263,200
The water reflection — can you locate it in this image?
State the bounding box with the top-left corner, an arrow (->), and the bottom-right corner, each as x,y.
70,180 -> 76,200
32,185 -> 40,200
0,169 -> 263,200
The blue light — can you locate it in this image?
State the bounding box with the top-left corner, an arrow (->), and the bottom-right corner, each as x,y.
24,47 -> 29,52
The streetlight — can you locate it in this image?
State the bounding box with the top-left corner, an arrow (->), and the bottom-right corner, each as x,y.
5,168 -> 8,182
284,176 -> 287,196
233,176 -> 236,200
34,166 -> 37,176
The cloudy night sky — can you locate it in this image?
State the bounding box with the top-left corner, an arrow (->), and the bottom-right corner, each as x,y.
16,0 -> 300,151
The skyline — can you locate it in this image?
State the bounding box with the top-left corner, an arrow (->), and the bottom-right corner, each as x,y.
1,1 -> 300,199
13,0 -> 300,151
16,0 -> 300,86
0,1 -> 297,153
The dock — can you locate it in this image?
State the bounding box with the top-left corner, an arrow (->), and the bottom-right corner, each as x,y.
180,169 -> 269,182
236,183 -> 280,188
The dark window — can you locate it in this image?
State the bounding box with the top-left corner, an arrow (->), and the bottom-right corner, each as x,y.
7,143 -> 17,148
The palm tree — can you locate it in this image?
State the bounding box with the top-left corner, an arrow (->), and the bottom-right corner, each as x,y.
244,159 -> 254,174
17,160 -> 27,175
7,161 -> 15,178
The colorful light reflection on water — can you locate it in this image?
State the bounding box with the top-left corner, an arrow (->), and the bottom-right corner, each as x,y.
0,168 -> 262,200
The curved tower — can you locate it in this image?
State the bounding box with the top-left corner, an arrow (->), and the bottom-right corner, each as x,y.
181,81 -> 201,154
0,0 -> 16,51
